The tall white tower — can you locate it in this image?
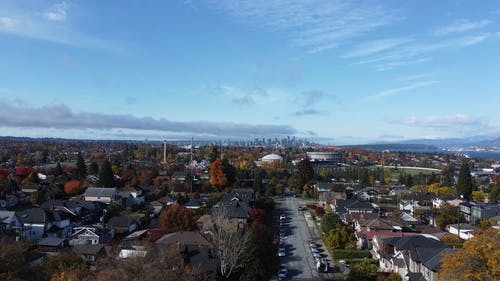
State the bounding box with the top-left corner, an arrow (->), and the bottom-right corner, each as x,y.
163,140 -> 167,163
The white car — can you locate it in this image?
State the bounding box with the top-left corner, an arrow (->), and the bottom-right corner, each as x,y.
279,214 -> 286,221
312,252 -> 321,259
311,247 -> 320,254
279,248 -> 286,257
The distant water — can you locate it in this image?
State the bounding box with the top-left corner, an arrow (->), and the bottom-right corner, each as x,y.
366,148 -> 500,161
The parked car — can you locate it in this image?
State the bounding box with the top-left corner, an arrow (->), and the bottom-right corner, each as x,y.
278,265 -> 287,280
279,229 -> 286,237
279,248 -> 286,257
279,214 -> 286,221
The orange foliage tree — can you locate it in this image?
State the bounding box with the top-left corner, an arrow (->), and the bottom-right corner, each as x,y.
159,205 -> 197,233
439,228 -> 500,281
209,159 -> 227,190
64,180 -> 82,196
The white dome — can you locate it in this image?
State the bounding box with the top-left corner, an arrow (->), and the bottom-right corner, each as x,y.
262,153 -> 283,162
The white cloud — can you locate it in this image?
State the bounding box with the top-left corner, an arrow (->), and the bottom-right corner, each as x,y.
215,85 -> 285,105
434,19 -> 492,36
342,37 -> 412,58
397,73 -> 430,82
362,80 -> 437,102
0,101 -> 297,138
43,1 -> 68,22
0,1 -> 123,53
200,0 -> 398,54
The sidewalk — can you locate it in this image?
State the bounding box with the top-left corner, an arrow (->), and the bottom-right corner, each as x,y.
303,211 -> 346,281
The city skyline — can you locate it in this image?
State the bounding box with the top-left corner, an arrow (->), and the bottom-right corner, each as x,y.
1,1 -> 500,144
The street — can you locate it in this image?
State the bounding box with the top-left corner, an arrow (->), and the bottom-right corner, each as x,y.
276,195 -> 320,280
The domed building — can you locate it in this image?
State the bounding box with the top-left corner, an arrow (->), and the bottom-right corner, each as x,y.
261,153 -> 283,163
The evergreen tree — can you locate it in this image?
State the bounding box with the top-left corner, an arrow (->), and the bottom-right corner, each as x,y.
75,152 -> 87,180
456,159 -> 473,200
89,161 -> 99,175
298,157 -> 314,187
222,157 -> 236,187
54,162 -> 63,176
253,168 -> 263,196
97,160 -> 115,187
442,163 -> 455,187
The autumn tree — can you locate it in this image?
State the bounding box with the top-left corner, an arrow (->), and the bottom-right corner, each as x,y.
472,190 -> 486,202
0,238 -> 36,280
325,225 -> 356,250
97,160 -> 114,187
489,185 -> 500,204
41,252 -> 88,281
159,205 -> 197,233
210,158 -> 227,190
456,159 -> 474,200
439,228 -> 500,281
64,180 -> 82,196
347,259 -> 378,281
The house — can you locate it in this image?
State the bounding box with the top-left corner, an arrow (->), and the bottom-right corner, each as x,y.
331,199 -> 381,221
149,196 -> 177,215
213,188 -> 255,223
37,237 -> 67,253
400,200 -> 431,217
185,198 -> 204,209
459,202 -> 500,223
172,171 -> 188,182
373,235 -> 449,281
70,226 -> 101,245
0,193 -> 19,209
83,187 -> 120,204
17,208 -> 72,241
119,186 -> 145,207
72,244 -> 107,263
154,231 -> 219,280
107,216 -> 140,235
432,196 -> 465,208
0,210 -> 22,234
447,223 -> 475,240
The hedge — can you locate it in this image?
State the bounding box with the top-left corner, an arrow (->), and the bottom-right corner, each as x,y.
333,249 -> 371,260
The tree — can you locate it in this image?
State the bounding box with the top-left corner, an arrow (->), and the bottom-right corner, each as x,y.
347,259 -> 378,281
456,159 -> 473,200
386,273 -> 403,281
436,203 -> 460,229
298,157 -> 314,187
325,225 -> 356,250
75,152 -> 87,180
439,228 -> 500,281
320,212 -> 342,234
490,185 -> 500,204
159,205 -> 197,233
54,162 -> 64,176
64,180 -> 82,196
211,208 -> 254,279
210,159 -> 228,190
0,238 -> 36,280
222,158 -> 236,187
253,168 -> 263,196
89,161 -> 99,175
41,252 -> 87,281
97,160 -> 114,187
472,190 -> 486,202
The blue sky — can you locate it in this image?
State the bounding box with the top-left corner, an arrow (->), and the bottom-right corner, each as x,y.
1,0 -> 500,144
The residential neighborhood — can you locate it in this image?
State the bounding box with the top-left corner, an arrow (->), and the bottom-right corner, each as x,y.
0,137 -> 499,281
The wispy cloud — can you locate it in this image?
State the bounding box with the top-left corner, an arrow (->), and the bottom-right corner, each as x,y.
200,0 -> 398,53
0,101 -> 297,138
434,19 -> 492,36
342,37 -> 412,58
386,114 -> 493,136
0,1 -> 123,52
354,33 -> 495,71
397,73 -> 430,82
291,109 -> 323,116
214,85 -> 285,105
362,80 -> 438,102
43,1 -> 68,22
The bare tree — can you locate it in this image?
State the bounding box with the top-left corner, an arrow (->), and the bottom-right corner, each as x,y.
210,208 -> 254,279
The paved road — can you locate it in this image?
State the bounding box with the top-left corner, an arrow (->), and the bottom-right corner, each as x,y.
276,196 -> 319,280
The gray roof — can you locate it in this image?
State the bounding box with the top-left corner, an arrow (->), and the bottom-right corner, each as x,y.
108,216 -> 139,228
84,187 -> 117,198
422,248 -> 454,271
37,237 -> 65,247
0,211 -> 17,224
72,244 -> 105,255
